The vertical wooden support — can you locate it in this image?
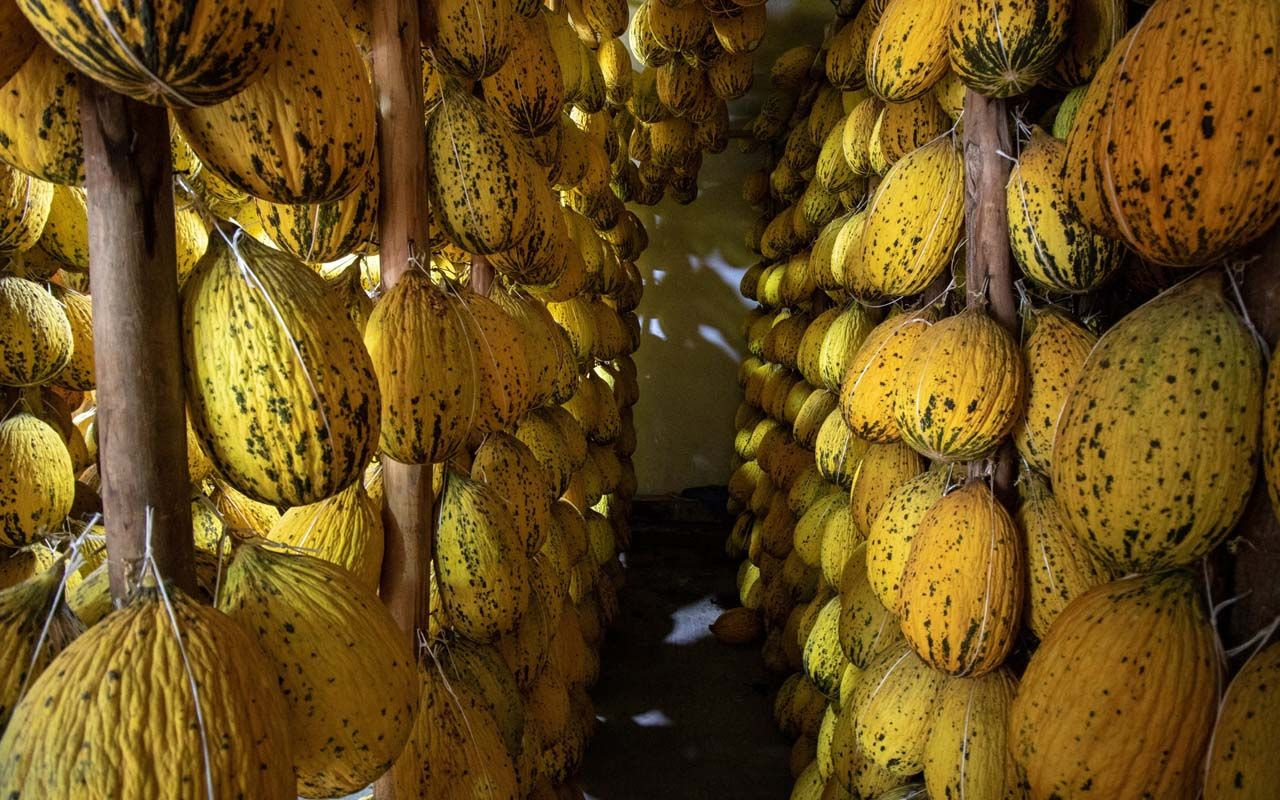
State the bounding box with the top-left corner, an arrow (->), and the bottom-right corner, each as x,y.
472,254 -> 495,296
79,79 -> 195,601
371,0 -> 432,650
961,89 -> 1017,497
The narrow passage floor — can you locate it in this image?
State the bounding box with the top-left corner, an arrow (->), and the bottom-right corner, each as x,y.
581,514 -> 790,800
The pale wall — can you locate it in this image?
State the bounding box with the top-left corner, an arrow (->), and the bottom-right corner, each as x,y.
629,0 -> 831,494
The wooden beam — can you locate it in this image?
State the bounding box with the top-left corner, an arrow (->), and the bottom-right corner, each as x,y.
371,0 -> 433,669
79,78 -> 195,600
961,88 -> 1017,498
471,254 -> 495,296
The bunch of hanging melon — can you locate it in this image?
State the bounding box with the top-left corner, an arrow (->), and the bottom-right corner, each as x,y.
0,0 -> 648,795
718,0 -> 1280,798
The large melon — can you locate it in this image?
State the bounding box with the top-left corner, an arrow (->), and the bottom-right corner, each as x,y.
174,0 -> 375,204
14,0 -> 282,106
948,0 -> 1069,97
0,43 -> 83,186
219,545 -> 417,798
1010,570 -> 1219,799
0,583 -> 296,798
0,276 -> 72,387
181,229 -> 380,507
1052,274 -> 1262,572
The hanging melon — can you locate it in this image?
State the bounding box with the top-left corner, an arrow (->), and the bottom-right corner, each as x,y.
0,164 -> 51,253
1205,641 -> 1280,799
848,440 -> 923,538
825,3 -> 880,90
948,0 -> 1070,97
14,0 -> 282,106
708,50 -> 754,100
865,0 -> 950,102
837,541 -> 903,669
865,467 -> 948,612
267,481 -> 383,590
0,276 -> 72,388
473,432 -> 555,558
0,582 -> 296,798
481,13 -> 565,138
256,167 -> 378,265
1010,570 -> 1219,800
1017,472 -> 1112,639
858,138 -> 964,297
1011,306 -> 1095,475
1052,274 -> 1262,572
37,184 -> 88,271
426,89 -> 537,255
1008,127 -> 1122,293
1073,0 -> 1280,266
48,285 -> 92,392
895,309 -> 1027,462
465,291 -> 534,435
841,95 -> 884,178
426,0 -> 513,79
0,564 -> 81,732
874,94 -> 951,169
436,471 -> 530,643
1045,0 -> 1125,89
853,643 -> 946,776
898,481 -> 1024,676
646,0 -> 711,53
174,0 -> 375,204
817,304 -> 876,392
839,310 -> 934,444
219,544 -> 417,798
181,228 -> 381,507
363,271 -> 480,465
923,669 -> 1023,798
0,43 -> 83,186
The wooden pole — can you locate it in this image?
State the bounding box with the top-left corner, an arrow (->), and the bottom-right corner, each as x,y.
79,79 -> 195,600
472,254 -> 495,296
961,88 -> 1017,497
371,0 -> 433,655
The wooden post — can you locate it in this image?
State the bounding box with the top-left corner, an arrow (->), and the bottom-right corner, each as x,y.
961,89 -> 1017,497
79,79 -> 195,600
371,0 -> 432,648
472,254 -> 495,296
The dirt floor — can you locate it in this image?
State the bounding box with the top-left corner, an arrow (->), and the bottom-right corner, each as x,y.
579,518 -> 791,800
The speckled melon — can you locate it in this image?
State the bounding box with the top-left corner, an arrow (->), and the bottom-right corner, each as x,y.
37,184 -> 88,271
14,0 -> 282,106
1012,307 -> 1095,475
464,291 -> 534,435
219,544 -> 416,797
48,285 -> 92,391
0,164 -> 51,253
0,276 -> 72,387
256,166 -> 378,264
426,88 -> 537,255
181,229 -> 380,507
839,310 -> 934,443
898,481 -> 1024,676
848,440 -> 923,538
1017,472 -> 1112,639
1045,0 -> 1125,89
865,0 -> 950,102
481,12 -> 564,137
894,309 -> 1027,462
1052,274 -> 1262,572
853,643 -> 946,776
1010,570 -> 1219,800
473,432 -> 555,558
436,471 -> 530,643
1205,641 -> 1280,799
0,582 -> 296,798
837,542 -> 903,669
923,669 -> 1025,798
865,468 -> 948,612
174,0 -> 375,204
858,138 -> 964,297
363,271 -> 479,465
1078,0 -> 1280,266
267,481 -> 383,590
0,43 -> 83,185
949,0 -> 1069,97
428,0 -> 514,79
826,3 -> 881,90
0,564 -> 81,732
1008,127 -> 1122,293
